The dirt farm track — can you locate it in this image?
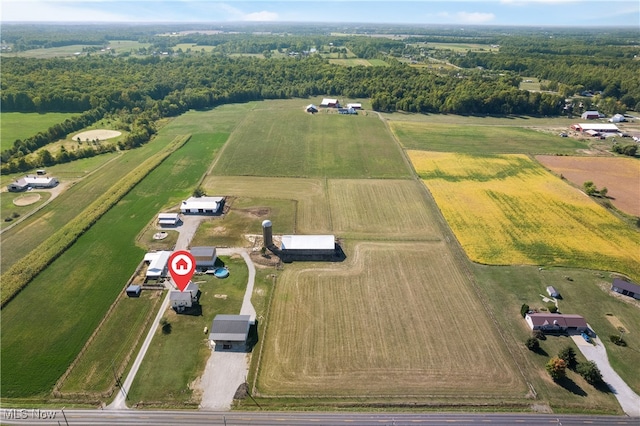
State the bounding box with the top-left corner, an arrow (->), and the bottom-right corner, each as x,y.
536,155 -> 640,217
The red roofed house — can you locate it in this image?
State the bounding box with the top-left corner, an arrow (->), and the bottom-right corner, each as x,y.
525,313 -> 588,333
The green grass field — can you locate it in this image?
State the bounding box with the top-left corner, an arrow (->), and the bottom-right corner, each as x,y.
1,112 -> 79,151
391,122 -> 587,154
59,290 -> 163,395
0,123 -> 227,397
127,256 -> 247,406
211,102 -> 409,179
0,191 -> 51,230
474,264 -> 639,410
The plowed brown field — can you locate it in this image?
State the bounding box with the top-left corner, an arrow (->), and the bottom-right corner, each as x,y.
536,155 -> 640,216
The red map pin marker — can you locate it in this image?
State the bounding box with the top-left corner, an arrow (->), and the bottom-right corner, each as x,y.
168,250 -> 196,292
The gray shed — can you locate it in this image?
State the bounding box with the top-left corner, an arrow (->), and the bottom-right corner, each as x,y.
546,286 -> 560,298
208,314 -> 252,351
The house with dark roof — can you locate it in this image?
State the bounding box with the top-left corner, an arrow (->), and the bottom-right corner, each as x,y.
208,314 -> 252,351
190,246 -> 217,270
525,313 -> 588,333
611,278 -> 640,300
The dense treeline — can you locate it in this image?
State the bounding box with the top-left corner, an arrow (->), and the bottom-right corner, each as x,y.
452,36 -> 640,111
2,25 -> 638,175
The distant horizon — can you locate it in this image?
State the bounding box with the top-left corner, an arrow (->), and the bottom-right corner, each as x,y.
2,1 -> 639,27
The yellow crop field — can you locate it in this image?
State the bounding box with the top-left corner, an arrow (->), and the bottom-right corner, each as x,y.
408,151 -> 640,281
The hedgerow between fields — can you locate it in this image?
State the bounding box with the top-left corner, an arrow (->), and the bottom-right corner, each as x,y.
0,134 -> 191,307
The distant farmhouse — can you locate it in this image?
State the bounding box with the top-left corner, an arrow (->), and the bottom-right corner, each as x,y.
190,246 -> 217,271
180,196 -> 224,214
170,282 -> 200,312
209,314 -> 252,351
580,110 -> 604,120
609,113 -> 626,123
346,103 -> 362,110
570,123 -> 620,135
157,212 -> 180,227
611,278 -> 640,300
337,107 -> 357,115
305,104 -> 318,113
320,98 -> 340,108
144,250 -> 171,280
525,313 -> 588,333
7,175 -> 59,192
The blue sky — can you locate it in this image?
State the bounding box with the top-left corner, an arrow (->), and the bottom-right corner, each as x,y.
2,1 -> 639,26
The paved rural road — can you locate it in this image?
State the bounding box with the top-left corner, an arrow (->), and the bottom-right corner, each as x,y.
572,334 -> 640,417
199,247 -> 257,410
1,409 -> 637,425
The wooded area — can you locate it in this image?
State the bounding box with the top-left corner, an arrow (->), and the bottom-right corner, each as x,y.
2,24 -> 638,174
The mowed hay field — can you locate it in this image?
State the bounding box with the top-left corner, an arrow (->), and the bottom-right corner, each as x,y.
390,121 -> 586,155
211,104 -> 410,178
256,242 -> 527,399
536,155 -> 640,217
409,151 -> 640,281
203,176 -> 442,240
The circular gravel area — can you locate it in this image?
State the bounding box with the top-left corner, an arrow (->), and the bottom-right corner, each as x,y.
13,193 -> 41,206
73,129 -> 122,140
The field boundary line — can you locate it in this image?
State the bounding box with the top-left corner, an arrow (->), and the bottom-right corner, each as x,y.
413,167 -> 536,398
0,134 -> 191,308
251,274 -> 278,397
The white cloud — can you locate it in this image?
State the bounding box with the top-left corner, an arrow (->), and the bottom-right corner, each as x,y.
242,11 -> 279,21
2,1 -> 130,22
456,11 -> 495,23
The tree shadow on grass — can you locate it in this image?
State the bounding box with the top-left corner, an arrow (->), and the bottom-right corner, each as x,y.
557,377 -> 587,397
533,347 -> 548,356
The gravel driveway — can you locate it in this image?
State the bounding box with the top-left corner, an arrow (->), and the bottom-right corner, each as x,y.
571,334 -> 640,417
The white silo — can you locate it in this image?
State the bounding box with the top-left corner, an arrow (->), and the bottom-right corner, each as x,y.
262,219 -> 273,248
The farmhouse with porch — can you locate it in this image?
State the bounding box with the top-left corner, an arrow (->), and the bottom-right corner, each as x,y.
525,312 -> 588,333
170,282 -> 200,312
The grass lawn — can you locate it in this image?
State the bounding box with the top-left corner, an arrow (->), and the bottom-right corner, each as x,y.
211,102 -> 409,179
391,121 -> 587,155
0,191 -> 51,230
409,152 -> 640,282
59,290 -> 164,395
1,112 -> 79,151
127,256 -> 247,406
254,241 -> 527,402
474,264 -> 639,412
0,123 -> 227,398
